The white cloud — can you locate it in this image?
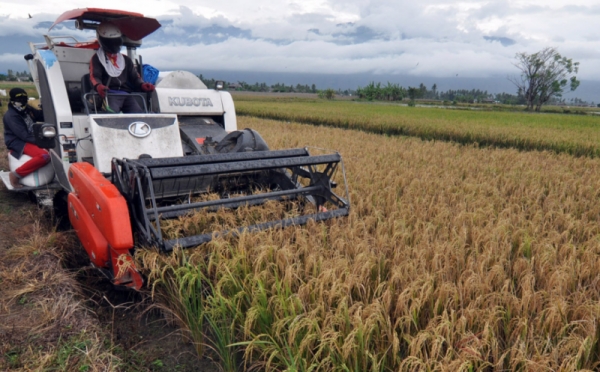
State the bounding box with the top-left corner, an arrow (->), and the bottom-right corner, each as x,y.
0,15 -> 46,36
140,35 -> 519,79
0,0 -> 599,82
0,53 -> 26,64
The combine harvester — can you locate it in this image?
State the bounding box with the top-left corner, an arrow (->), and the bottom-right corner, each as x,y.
0,8 -> 350,290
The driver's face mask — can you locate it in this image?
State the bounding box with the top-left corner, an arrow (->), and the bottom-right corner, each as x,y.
11,96 -> 28,111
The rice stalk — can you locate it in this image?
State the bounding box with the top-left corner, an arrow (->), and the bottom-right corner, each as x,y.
137,116 -> 600,371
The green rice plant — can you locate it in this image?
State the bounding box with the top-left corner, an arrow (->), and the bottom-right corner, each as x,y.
203,289 -> 243,372
235,98 -> 600,157
143,244 -> 246,371
143,249 -> 208,356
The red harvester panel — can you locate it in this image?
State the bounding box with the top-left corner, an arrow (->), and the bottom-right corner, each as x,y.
68,194 -> 109,267
68,162 -> 133,249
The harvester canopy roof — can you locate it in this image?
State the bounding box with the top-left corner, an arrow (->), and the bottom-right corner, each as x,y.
49,8 -> 161,41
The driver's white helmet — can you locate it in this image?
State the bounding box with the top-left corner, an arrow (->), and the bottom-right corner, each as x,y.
97,22 -> 123,53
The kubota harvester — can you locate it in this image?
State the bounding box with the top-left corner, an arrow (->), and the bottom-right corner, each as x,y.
0,8 -> 350,290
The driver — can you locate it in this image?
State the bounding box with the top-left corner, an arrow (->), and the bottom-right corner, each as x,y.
3,88 -> 48,189
89,22 -> 155,113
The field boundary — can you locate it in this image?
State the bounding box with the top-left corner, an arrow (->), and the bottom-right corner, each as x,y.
237,109 -> 600,158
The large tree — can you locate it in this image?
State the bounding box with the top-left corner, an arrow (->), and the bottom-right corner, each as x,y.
509,47 -> 579,111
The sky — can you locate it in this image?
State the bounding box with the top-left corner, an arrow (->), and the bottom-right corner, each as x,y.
0,1 -> 599,98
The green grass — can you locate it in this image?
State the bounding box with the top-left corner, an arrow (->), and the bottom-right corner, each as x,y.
234,97 -> 600,157
0,82 -> 38,107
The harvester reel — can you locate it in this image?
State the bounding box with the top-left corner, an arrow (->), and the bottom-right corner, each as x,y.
111,148 -> 350,252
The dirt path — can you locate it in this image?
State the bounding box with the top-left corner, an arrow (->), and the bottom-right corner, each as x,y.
0,185 -> 218,372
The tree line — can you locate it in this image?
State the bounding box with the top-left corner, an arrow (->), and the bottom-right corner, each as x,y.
199,48 -> 585,110
0,70 -> 31,82
355,82 -> 525,105
357,47 -> 583,109
199,75 -> 320,94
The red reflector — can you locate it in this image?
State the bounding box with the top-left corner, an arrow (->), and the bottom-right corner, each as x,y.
196,137 -> 205,144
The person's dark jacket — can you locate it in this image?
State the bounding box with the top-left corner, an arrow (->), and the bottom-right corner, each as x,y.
89,53 -> 144,93
3,104 -> 44,159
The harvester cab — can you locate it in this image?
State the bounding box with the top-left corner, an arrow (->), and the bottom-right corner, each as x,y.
1,8 -> 350,290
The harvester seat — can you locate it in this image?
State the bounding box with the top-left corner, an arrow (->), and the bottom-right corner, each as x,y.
8,153 -> 55,187
81,72 -> 93,93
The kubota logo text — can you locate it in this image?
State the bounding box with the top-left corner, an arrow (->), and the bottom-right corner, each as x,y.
168,97 -> 214,107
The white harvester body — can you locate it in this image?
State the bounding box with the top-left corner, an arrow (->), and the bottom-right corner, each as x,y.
0,36 -> 238,184
0,8 -> 349,291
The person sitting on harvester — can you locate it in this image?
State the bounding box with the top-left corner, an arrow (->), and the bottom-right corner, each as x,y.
3,88 -> 48,189
89,22 -> 154,113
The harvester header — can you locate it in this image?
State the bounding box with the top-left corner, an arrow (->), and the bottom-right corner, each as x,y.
0,8 -> 350,291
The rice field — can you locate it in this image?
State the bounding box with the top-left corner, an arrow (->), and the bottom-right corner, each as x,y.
138,115 -> 600,371
235,97 -> 600,157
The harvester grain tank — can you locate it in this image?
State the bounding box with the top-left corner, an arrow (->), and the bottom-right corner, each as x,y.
0,8 -> 350,290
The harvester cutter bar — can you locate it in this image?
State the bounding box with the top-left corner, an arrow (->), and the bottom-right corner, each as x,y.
149,185 -> 323,218
163,208 -> 349,251
156,194 -> 291,219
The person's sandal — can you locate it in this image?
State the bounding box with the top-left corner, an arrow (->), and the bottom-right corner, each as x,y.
9,172 -> 23,189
